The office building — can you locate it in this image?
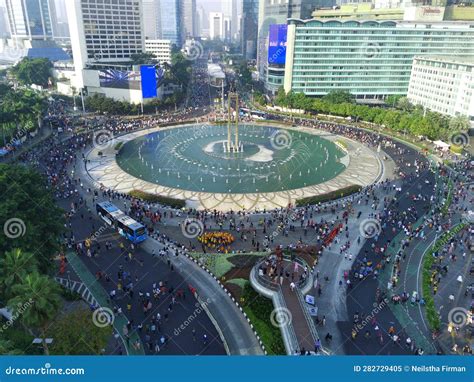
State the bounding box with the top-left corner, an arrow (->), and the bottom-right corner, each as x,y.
241,0 -> 258,59
257,0 -> 336,92
5,0 -> 56,40
209,12 -> 224,40
143,0 -> 161,39
3,0 -> 69,62
283,19 -> 474,100
159,0 -> 182,46
145,39 -> 172,63
182,0 -> 197,38
407,56 -> 474,122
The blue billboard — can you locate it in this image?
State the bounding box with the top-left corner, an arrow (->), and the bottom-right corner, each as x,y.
140,65 -> 158,99
268,24 -> 288,65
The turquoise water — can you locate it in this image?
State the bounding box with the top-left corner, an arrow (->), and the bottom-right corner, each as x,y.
116,124 -> 346,194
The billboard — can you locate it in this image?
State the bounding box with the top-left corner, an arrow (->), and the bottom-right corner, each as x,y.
268,24 -> 288,65
99,69 -> 141,90
140,65 -> 158,99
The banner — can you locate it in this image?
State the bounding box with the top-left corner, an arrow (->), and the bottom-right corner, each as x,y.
140,65 -> 158,99
268,24 -> 288,65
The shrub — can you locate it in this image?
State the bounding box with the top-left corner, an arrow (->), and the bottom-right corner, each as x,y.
128,190 -> 186,208
296,185 -> 362,206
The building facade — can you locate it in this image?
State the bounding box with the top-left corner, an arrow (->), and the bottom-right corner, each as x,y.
407,56 -> 474,122
145,39 -> 172,63
241,0 -> 258,59
182,0 -> 197,38
257,0 -> 336,93
159,0 -> 183,46
5,0 -> 56,40
283,19 -> 474,100
142,0 -> 161,39
209,12 -> 224,40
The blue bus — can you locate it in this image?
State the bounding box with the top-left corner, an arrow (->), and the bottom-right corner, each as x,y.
96,202 -> 148,244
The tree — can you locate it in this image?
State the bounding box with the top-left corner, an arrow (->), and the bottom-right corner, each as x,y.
386,94 -> 403,108
322,90 -> 354,104
396,97 -> 412,112
0,339 -> 23,355
449,115 -> 470,132
10,58 -> 53,87
8,273 -> 62,355
0,165 -> 64,274
0,249 -> 38,301
48,309 -> 112,355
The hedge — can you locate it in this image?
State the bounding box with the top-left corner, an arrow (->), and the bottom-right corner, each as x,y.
240,283 -> 286,355
296,185 -> 362,207
128,190 -> 186,208
422,223 -> 466,332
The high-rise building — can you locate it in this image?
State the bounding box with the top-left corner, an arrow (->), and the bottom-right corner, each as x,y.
182,0 -> 197,38
67,0 -> 144,75
0,6 -> 9,38
407,56 -> 474,122
143,0 -> 161,39
221,0 -> 238,41
5,0 -> 56,40
257,0 -> 336,91
224,16 -> 232,41
197,4 -> 208,36
241,0 -> 258,59
159,0 -> 182,46
209,12 -> 224,40
283,19 -> 474,99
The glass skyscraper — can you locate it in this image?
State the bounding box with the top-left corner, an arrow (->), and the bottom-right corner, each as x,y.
284,19 -> 474,99
5,0 -> 56,40
160,0 -> 183,47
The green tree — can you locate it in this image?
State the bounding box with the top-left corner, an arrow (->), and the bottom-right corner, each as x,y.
449,115 -> 470,132
0,165 -> 64,274
0,249 -> 38,300
396,97 -> 412,112
322,90 -> 354,104
48,309 -> 112,355
8,273 -> 62,355
10,58 -> 53,87
0,339 -> 23,355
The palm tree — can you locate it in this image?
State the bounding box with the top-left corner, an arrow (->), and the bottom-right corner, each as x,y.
8,273 -> 62,355
0,248 -> 38,300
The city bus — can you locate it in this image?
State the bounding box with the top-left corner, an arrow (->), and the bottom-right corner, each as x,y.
115,215 -> 148,244
96,202 -> 148,244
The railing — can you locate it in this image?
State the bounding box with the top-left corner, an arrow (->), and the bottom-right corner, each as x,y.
274,287 -> 300,355
295,288 -> 329,355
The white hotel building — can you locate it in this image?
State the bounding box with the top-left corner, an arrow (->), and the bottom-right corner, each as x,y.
407,56 -> 474,123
